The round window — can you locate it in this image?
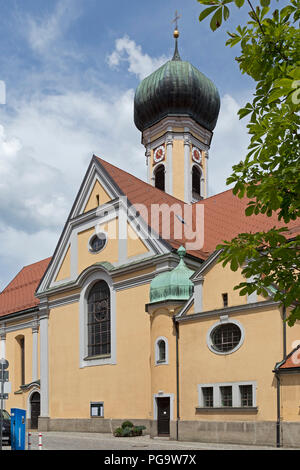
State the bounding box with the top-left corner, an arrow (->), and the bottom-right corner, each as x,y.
210,323 -> 241,353
89,233 -> 107,253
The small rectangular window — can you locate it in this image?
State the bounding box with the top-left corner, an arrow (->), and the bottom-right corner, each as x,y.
240,385 -> 253,407
220,386 -> 232,407
90,402 -> 104,417
202,387 -> 213,407
222,293 -> 228,308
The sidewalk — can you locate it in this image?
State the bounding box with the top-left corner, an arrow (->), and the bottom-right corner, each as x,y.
5,431 -> 298,451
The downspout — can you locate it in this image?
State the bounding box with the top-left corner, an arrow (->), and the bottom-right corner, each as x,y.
275,372 -> 281,448
275,305 -> 286,448
173,317 -> 180,441
282,306 -> 287,359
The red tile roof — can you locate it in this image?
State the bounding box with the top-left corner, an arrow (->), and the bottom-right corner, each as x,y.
277,345 -> 300,370
1,156 -> 299,319
96,156 -> 300,259
0,257 -> 51,317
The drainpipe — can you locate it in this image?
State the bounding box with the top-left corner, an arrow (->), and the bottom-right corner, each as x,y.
173,317 -> 180,441
275,372 -> 281,448
282,306 -> 287,360
275,305 -> 286,448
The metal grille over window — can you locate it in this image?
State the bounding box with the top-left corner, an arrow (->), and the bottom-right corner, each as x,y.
220,386 -> 232,407
202,387 -> 213,407
211,323 -> 241,353
240,385 -> 253,407
87,281 -> 111,357
90,233 -> 106,253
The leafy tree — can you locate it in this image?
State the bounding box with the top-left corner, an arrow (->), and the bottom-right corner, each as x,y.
197,0 -> 300,325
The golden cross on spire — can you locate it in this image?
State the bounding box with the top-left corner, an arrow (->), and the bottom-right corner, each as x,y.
172,10 -> 181,31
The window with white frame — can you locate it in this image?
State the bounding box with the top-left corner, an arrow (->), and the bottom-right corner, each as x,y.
198,381 -> 257,409
207,319 -> 244,355
90,402 -> 104,417
155,337 -> 168,365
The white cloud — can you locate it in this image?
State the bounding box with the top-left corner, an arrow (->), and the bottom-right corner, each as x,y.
25,0 -> 81,56
107,35 -> 168,80
209,93 -> 250,196
0,20 -> 251,291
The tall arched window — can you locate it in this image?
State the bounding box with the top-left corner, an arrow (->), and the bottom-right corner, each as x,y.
87,281 -> 111,357
192,165 -> 202,201
15,335 -> 25,386
155,337 -> 168,365
154,165 -> 165,191
158,340 -> 166,362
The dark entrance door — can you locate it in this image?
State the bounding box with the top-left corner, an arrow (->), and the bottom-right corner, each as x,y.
30,392 -> 40,429
157,397 -> 170,436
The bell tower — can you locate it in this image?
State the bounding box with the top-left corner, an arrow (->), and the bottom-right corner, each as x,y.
134,20 -> 220,203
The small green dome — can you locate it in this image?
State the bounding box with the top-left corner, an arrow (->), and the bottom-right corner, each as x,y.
150,246 -> 194,304
134,40 -> 220,132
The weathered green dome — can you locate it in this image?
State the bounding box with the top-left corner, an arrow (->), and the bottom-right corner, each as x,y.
134,40 -> 220,132
150,246 -> 194,304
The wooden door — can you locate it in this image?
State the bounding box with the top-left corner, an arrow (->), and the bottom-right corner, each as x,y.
157,397 -> 170,435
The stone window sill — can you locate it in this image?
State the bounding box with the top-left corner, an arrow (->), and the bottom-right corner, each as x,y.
84,354 -> 111,361
196,406 -> 258,413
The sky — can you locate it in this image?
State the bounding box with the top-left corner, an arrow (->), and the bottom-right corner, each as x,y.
0,0 -> 255,290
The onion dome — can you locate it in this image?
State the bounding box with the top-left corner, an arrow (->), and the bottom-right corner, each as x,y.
150,246 -> 194,304
134,32 -> 220,133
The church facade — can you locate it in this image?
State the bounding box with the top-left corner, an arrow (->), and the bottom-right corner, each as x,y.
0,30 -> 299,448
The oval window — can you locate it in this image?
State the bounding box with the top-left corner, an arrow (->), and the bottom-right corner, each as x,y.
89,233 -> 107,253
211,323 -> 241,353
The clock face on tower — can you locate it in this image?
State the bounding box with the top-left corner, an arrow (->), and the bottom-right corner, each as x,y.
153,145 -> 165,164
192,146 -> 202,164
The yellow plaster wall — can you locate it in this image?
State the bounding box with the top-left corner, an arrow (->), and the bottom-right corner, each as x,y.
83,180 -> 112,213
127,223 -> 149,258
172,139 -> 185,201
280,374 -> 300,421
202,261 -> 266,311
5,326 -> 38,411
48,283 -> 152,419
77,219 -> 119,274
55,245 -> 71,282
150,308 -> 178,419
179,306 -> 283,422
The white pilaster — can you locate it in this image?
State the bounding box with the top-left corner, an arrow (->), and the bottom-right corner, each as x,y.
184,132 -> 191,203
205,151 -> 209,198
0,328 -> 6,359
166,132 -> 173,195
194,277 -> 204,313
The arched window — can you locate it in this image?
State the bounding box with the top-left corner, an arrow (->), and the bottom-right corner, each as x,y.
154,165 -> 165,191
15,335 -> 25,386
192,165 -> 202,201
155,337 -> 168,364
87,281 -> 111,357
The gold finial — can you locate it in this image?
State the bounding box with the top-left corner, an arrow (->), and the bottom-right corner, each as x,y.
172,10 -> 181,38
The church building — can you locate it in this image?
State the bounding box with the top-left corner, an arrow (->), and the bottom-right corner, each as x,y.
0,27 -> 299,448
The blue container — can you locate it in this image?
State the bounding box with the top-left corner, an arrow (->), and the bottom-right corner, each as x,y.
10,408 -> 26,450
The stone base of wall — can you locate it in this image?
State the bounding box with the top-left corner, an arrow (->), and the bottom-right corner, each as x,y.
38,418 -> 300,448
175,420 -> 300,448
38,417 -> 150,435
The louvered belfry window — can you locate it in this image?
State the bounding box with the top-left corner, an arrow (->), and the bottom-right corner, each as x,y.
87,281 -> 111,357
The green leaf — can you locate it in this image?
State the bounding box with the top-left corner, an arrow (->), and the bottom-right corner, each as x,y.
234,0 -> 244,7
199,5 -> 219,22
260,0 -> 270,6
223,5 -> 230,20
210,7 -> 223,30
